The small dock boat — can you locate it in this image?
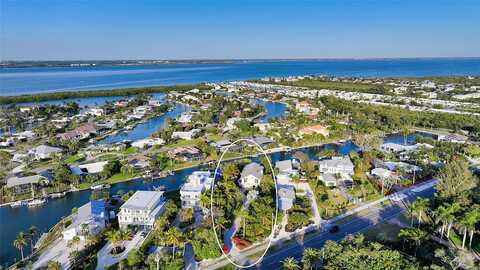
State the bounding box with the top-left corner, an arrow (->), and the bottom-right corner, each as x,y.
90,184 -> 111,190
27,198 -> 47,207
10,201 -> 25,208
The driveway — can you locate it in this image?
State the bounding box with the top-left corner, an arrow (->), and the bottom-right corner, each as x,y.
33,238 -> 84,270
184,243 -> 198,270
96,231 -> 145,270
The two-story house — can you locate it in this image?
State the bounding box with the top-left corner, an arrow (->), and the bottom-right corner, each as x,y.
118,191 -> 165,230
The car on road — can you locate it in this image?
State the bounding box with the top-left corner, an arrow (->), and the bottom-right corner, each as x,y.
329,225 -> 340,233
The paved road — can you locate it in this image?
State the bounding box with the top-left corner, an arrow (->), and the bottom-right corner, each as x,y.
204,183 -> 435,270
249,187 -> 435,270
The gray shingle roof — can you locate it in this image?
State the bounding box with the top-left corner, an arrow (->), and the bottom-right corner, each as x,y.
241,162 -> 263,180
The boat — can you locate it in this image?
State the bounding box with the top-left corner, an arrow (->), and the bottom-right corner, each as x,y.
90,184 -> 111,190
152,185 -> 166,191
49,191 -> 67,198
10,201 -> 25,208
125,125 -> 134,130
27,198 -> 47,207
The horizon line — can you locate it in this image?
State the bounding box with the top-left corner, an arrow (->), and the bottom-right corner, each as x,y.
2,56 -> 480,63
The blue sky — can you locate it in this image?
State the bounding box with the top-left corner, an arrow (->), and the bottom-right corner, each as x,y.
1,0 -> 479,60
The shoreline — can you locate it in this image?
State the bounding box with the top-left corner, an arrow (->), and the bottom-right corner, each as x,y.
0,84 -> 210,105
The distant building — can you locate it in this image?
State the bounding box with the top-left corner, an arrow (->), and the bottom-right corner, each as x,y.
28,145 -> 63,160
118,191 -> 166,229
6,174 -> 50,194
299,125 -> 329,137
70,161 -> 108,176
177,113 -> 193,124
168,146 -> 203,162
171,129 -> 200,140
239,162 -> 263,189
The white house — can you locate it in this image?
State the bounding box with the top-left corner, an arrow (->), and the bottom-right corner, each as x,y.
180,171 -> 214,210
86,107 -> 104,117
318,156 -> 354,175
319,173 -> 338,187
225,118 -> 243,131
70,161 -> 108,176
132,138 -> 165,149
275,159 -> 299,181
239,162 -> 263,189
62,200 -> 107,241
118,191 -> 166,230
177,113 -> 193,124
28,145 -> 63,160
371,168 -> 392,179
278,186 -> 295,211
171,129 -> 200,140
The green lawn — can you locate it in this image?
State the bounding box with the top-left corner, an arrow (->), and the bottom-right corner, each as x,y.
65,153 -> 85,164
121,146 -> 138,155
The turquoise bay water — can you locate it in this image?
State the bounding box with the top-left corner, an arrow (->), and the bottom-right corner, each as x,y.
1,59 -> 480,96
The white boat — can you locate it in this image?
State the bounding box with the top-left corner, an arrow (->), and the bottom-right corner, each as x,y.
49,192 -> 67,198
91,184 -> 111,190
125,125 -> 134,130
27,198 -> 47,207
10,201 -> 25,208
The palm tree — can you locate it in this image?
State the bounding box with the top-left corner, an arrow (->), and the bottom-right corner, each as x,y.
13,232 -> 28,260
460,208 -> 480,249
409,198 -> 429,228
28,226 -> 38,253
445,202 -> 462,239
47,260 -> 62,270
282,257 -> 301,270
105,230 -> 121,253
164,227 -> 183,260
68,235 -> 81,252
301,248 -> 320,270
399,228 -> 427,256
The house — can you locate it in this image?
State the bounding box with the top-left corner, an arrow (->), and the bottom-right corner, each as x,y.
86,107 -> 104,116
132,138 -> 165,149
28,145 -> 63,160
239,162 -> 263,189
57,123 -> 98,141
210,139 -> 233,152
380,143 -> 419,154
225,118 -> 243,131
278,186 -> 295,211
254,123 -> 271,133
128,155 -> 150,169
318,156 -> 354,175
275,159 -> 299,180
384,161 -> 422,174
134,106 -> 151,115
295,102 -> 320,116
118,191 -> 166,229
171,129 -> 200,140
319,173 -> 337,187
251,136 -> 274,148
437,133 -> 468,144
177,113 -> 193,124
0,138 -> 14,147
6,174 -> 50,194
70,161 -> 108,176
299,125 -> 329,137
12,130 -> 36,141
371,168 -> 392,179
168,146 -> 203,162
180,171 -> 214,210
148,99 -> 163,107
62,200 -> 107,241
